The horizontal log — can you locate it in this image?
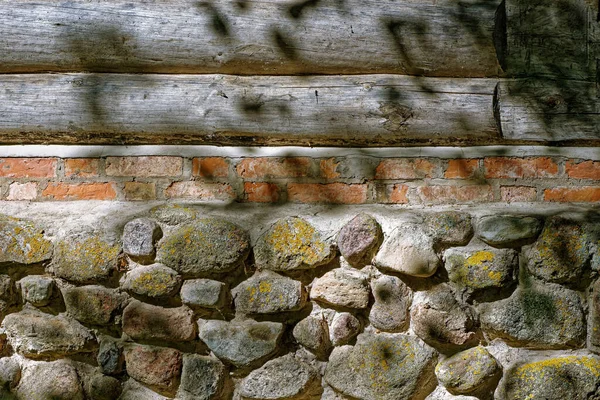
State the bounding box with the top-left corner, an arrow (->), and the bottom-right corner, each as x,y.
497,79 -> 600,141
0,74 -> 499,146
0,0 -> 503,76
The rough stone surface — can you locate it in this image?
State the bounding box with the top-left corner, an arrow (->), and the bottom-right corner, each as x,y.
124,344 -> 182,394
15,360 -> 84,400
310,269 -> 370,309
97,337 -> 123,375
181,279 -> 227,309
524,217 -> 591,285
477,215 -> 543,247
121,263 -> 181,298
52,233 -> 120,283
198,319 -> 283,368
369,275 -> 412,332
374,224 -> 440,277
233,270 -> 307,314
123,218 -> 162,264
0,214 -> 53,265
122,300 -> 196,342
18,275 -> 54,307
149,205 -> 198,226
1,307 -> 96,359
411,284 -> 479,353
176,354 -> 226,400
293,316 -> 331,358
254,217 -> 334,271
240,353 -> 321,400
503,356 -> 600,400
590,279 -> 600,350
425,386 -> 479,400
330,312 -> 361,346
337,214 -> 382,267
120,378 -> 170,400
157,218 -> 250,277
0,357 -> 20,390
86,374 -> 122,400
0,275 -> 16,316
435,346 -> 501,396
444,246 -> 518,294
425,212 -> 473,247
479,282 -> 586,349
324,333 -> 437,400
62,285 -> 126,325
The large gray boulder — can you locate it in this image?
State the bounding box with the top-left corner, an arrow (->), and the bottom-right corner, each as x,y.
122,218 -> 162,264
176,354 -> 226,400
310,268 -> 370,309
476,215 -> 543,248
369,275 -> 412,332
233,270 -> 307,314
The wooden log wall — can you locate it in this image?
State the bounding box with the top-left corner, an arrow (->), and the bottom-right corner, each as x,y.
0,0 -> 598,145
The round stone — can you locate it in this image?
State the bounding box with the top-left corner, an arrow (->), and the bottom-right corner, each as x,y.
435,346 -> 501,396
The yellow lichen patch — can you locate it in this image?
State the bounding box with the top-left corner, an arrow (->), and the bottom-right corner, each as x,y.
515,356 -> 600,380
0,216 -> 53,264
266,218 -> 327,266
55,236 -> 120,282
465,251 -> 495,266
259,281 -> 272,293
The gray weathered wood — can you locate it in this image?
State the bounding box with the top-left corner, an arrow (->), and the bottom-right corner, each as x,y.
497,79 -> 600,141
0,0 -> 503,77
0,74 -> 499,145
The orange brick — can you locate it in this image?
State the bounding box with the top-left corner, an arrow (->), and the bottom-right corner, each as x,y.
565,160 -> 600,179
123,182 -> 156,201
0,158 -> 56,178
320,158 -> 341,179
42,183 -> 116,200
417,185 -> 492,204
165,181 -> 235,200
484,157 -> 558,179
244,182 -> 280,203
388,184 -> 409,203
105,156 -> 182,177
445,159 -> 480,179
64,158 -> 99,178
375,159 -> 436,179
287,183 -> 367,204
192,157 -> 229,178
544,187 -> 600,202
500,186 -> 537,202
236,158 -> 312,179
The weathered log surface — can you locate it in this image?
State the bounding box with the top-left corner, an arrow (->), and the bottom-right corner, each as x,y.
0,74 -> 500,145
0,0 -> 503,77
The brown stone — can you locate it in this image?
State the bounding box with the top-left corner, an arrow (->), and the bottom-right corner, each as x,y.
124,344 -> 182,395
122,300 -> 196,342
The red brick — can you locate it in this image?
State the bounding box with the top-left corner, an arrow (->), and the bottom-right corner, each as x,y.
287,183 -> 367,204
375,159 -> 436,179
42,183 -> 117,200
105,156 -> 182,177
484,157 -> 558,179
388,184 -> 409,203
7,182 -> 37,200
320,158 -> 341,179
565,160 -> 600,179
544,187 -> 600,202
0,158 -> 56,178
417,185 -> 492,204
123,182 -> 156,201
64,158 -> 99,178
501,186 -> 537,202
236,157 -> 312,179
244,182 -> 280,203
445,159 -> 480,179
192,157 -> 229,178
165,181 -> 235,200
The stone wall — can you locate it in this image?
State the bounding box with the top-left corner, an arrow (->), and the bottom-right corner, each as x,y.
0,202 -> 599,399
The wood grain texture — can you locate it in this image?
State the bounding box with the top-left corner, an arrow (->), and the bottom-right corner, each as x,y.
0,74 -> 499,145
0,0 -> 503,76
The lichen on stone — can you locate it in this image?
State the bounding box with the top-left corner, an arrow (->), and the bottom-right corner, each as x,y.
0,214 -> 53,265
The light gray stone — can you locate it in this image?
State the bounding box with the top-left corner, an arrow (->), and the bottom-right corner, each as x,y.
157,218 -> 250,277
0,214 -> 53,265
0,357 -> 20,390
15,360 -> 84,400
369,275 -> 412,332
324,333 -> 437,400
198,319 -> 283,369
149,205 -> 198,226
1,307 -> 96,359
176,354 -> 226,400
337,214 -> 382,268
435,346 -> 501,396
479,282 -> 586,349
254,217 -> 334,271
477,215 -> 543,248
310,269 -> 370,309
62,285 -> 127,325
425,211 -> 473,247
374,224 -> 440,277
119,378 -> 170,400
123,218 -> 162,264
87,374 -> 122,400
123,300 -> 196,342
293,316 -> 331,358
240,354 -> 321,400
425,386 -> 479,400
18,275 -> 54,307
181,279 -> 227,309
120,263 -> 181,298
233,270 -> 307,314
330,312 -> 361,346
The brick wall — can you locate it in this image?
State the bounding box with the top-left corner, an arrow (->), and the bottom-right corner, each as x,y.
2,155 -> 599,204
